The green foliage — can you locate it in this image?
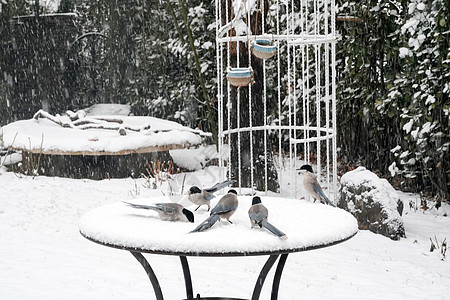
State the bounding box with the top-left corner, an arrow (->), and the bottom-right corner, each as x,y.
337,0 -> 449,199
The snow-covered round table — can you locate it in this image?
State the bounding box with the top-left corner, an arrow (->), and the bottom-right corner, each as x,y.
79,196 -> 358,300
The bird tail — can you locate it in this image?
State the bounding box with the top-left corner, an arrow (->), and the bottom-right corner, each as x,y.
261,220 -> 288,240
312,185 -> 336,207
323,197 -> 336,207
205,179 -> 233,193
123,201 -> 158,211
190,214 -> 221,233
316,190 -> 336,207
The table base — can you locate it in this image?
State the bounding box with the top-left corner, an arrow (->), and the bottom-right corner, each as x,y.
130,251 -> 289,300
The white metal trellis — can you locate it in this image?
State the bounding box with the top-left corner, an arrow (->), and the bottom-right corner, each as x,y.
217,0 -> 337,200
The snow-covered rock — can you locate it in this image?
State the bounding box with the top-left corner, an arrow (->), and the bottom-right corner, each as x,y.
338,167 -> 405,240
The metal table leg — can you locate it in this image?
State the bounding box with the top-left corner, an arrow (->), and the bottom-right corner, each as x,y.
130,251 -> 164,300
130,252 -> 288,300
271,254 -> 288,300
251,255 -> 279,300
180,256 -> 194,300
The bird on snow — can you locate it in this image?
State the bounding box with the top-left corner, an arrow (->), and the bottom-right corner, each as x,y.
188,179 -> 233,211
190,189 -> 239,233
298,164 -> 336,207
248,196 -> 288,240
123,202 -> 194,223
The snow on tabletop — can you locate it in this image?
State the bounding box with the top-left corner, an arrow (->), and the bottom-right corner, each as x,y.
2,114 -> 211,154
79,196 -> 358,255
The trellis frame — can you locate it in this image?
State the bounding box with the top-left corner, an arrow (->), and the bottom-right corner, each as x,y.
216,0 -> 337,199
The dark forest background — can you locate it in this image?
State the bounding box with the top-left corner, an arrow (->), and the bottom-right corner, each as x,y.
0,0 -> 448,200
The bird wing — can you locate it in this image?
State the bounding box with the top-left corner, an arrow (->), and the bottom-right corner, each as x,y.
249,212 -> 267,225
211,194 -> 238,215
248,204 -> 268,225
155,203 -> 179,214
190,214 -> 221,233
311,183 -> 335,207
203,190 -> 215,201
204,179 -> 233,194
210,203 -> 233,215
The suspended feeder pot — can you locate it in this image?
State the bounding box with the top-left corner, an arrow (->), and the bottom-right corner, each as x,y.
226,67 -> 254,87
251,39 -> 277,60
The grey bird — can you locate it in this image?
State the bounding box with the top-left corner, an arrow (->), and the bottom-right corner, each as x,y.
123,201 -> 194,223
188,179 -> 233,211
248,196 -> 288,240
190,189 -> 239,233
298,164 -> 336,207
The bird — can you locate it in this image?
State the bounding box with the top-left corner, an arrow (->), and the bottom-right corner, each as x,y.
190,189 -> 239,233
123,202 -> 194,223
248,196 -> 288,240
298,164 -> 336,207
188,179 -> 233,211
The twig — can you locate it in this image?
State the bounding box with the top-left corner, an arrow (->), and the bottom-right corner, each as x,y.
336,15 -> 363,22
0,132 -> 19,169
76,124 -> 140,132
181,173 -> 187,195
27,137 -> 33,175
430,238 -> 436,252
95,117 -> 123,124
33,133 -> 44,179
167,180 -> 174,196
441,238 -> 447,258
33,109 -> 65,127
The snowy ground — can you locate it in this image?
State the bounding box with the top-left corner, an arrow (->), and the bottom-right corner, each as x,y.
0,166 -> 449,299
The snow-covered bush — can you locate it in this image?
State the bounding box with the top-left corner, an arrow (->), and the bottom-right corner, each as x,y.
339,167 -> 406,240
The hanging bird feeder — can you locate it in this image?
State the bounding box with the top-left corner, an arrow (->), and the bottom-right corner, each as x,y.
251,39 -> 277,60
226,67 -> 254,87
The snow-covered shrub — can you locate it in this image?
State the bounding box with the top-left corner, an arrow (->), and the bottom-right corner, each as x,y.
339,167 -> 406,240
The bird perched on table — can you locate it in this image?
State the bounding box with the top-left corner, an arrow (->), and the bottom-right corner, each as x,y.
188,179 -> 233,211
123,202 -> 194,223
248,196 -> 288,240
298,164 -> 336,207
190,189 -> 239,233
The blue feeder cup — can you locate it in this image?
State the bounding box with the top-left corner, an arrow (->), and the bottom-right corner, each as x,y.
227,67 -> 254,87
251,39 -> 277,60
